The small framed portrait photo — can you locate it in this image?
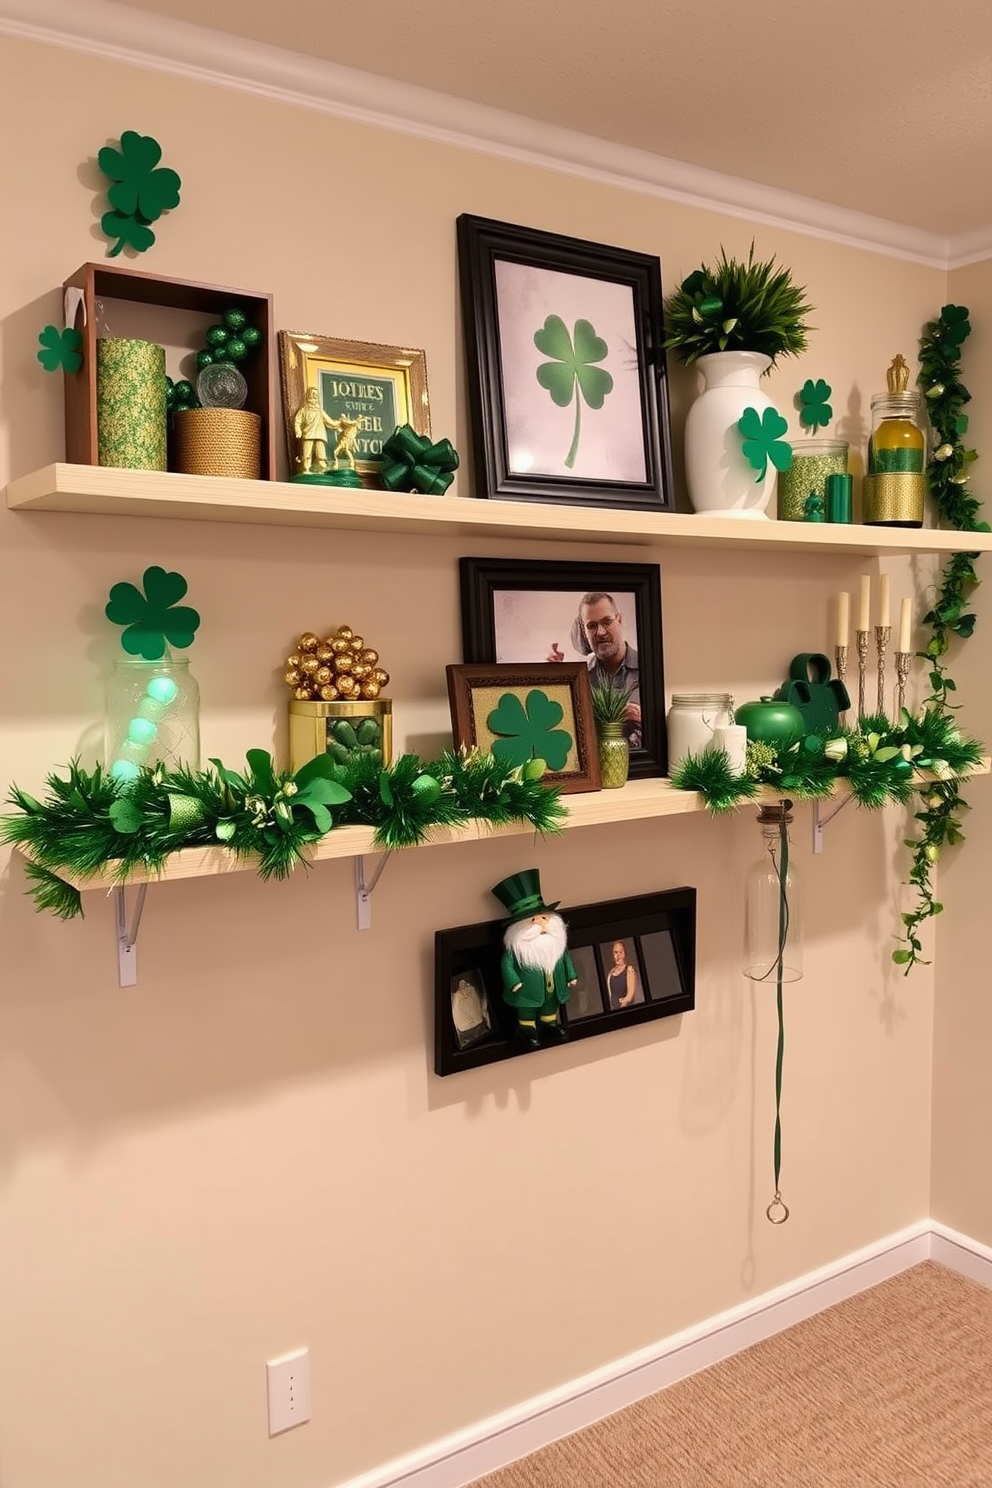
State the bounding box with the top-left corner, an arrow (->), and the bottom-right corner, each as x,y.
598,936 -> 646,1011
449,968 -> 495,1051
459,557 -> 666,778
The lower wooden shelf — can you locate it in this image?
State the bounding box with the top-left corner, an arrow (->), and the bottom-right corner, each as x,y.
18,765 -> 989,893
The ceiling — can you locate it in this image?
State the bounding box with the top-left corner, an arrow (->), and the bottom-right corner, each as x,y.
42,0 -> 992,240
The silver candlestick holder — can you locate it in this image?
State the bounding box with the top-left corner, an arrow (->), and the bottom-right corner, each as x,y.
855,629 -> 870,720
835,644 -> 849,721
895,651 -> 912,721
875,625 -> 891,716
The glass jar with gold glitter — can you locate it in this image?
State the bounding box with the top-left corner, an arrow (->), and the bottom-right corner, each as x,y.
864,354 -> 926,527
284,625 -> 392,772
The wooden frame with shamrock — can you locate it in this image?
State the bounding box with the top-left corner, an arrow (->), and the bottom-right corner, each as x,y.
445,662 -> 601,794
456,214 -> 675,510
434,886 -> 696,1076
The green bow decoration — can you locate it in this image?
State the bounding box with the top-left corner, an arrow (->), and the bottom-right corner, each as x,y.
380,424 -> 459,495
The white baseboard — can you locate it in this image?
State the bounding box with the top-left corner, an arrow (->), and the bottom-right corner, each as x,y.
930,1220 -> 992,1288
339,1221 -> 945,1488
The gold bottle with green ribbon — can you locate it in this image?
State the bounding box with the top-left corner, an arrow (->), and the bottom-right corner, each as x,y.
863,354 -> 926,527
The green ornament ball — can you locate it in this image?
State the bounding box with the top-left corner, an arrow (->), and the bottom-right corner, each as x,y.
222,307 -> 247,332
205,325 -> 229,348
241,325 -> 262,348
224,337 -> 247,363
173,380 -> 195,404
195,349 -> 214,369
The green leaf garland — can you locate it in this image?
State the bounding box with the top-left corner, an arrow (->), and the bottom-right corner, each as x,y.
896,304 -> 990,971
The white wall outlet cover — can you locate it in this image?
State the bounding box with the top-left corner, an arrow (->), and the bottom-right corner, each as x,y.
266,1348 -> 311,1436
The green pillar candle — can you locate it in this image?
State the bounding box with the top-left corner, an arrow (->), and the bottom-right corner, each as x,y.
96,337 -> 167,471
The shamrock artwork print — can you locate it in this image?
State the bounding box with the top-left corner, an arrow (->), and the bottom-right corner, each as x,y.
457,215 -> 675,510
445,662 -> 601,793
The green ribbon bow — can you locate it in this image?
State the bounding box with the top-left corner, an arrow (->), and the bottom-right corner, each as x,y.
380,424 -> 459,496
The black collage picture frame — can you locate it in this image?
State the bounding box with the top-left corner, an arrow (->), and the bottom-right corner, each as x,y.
434,888 -> 695,1076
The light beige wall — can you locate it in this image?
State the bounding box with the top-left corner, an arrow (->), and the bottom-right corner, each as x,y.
931,262 -> 992,1241
0,32 -> 953,1488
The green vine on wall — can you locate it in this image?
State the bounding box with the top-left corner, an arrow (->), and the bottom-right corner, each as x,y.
897,305 -> 990,970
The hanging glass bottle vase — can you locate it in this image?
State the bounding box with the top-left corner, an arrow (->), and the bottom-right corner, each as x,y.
744,801 -> 803,984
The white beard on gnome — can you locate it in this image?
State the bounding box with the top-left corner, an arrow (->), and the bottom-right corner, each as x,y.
505,913 -> 568,973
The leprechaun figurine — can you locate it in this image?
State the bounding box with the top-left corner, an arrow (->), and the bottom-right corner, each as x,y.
492,869 -> 576,1050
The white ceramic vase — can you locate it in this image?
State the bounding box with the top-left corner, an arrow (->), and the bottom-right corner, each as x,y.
684,350 -> 779,519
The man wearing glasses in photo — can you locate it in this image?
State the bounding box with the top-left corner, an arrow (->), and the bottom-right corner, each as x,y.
548,591 -> 641,748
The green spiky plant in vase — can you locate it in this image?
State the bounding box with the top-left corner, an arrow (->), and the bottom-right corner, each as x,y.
664,244 -> 814,520
591,681 -> 631,789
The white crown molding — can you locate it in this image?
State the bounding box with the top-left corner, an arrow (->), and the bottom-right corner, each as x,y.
0,0 -> 985,269
946,229 -> 992,271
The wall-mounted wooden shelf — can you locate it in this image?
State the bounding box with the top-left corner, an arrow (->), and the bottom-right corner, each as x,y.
20,765 -> 989,894
8,464 -> 992,556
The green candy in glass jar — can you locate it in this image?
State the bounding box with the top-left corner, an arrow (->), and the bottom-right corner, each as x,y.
735,696 -> 805,746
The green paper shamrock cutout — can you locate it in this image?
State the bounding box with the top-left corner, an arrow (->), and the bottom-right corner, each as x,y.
98,131 -> 181,222
105,565 -> 201,660
797,377 -> 833,432
37,325 -> 83,374
534,315 -> 614,469
97,131 -> 181,256
486,689 -> 573,771
100,210 -> 157,258
737,405 -> 792,483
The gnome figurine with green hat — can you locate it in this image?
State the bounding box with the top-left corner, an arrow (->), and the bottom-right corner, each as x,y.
492,869 -> 577,1051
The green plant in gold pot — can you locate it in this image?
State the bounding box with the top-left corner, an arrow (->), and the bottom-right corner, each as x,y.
591,681 -> 631,789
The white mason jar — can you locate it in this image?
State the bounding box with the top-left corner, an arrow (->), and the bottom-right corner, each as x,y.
684,350 -> 779,519
667,693 -> 734,773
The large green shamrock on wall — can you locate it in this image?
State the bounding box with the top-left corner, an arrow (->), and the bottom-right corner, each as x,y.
486,689 -> 573,771
737,405 -> 793,483
97,131 -> 182,257
105,566 -> 201,659
534,315 -> 614,469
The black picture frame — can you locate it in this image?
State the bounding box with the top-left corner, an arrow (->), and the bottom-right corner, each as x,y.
434,888 -> 695,1077
456,213 -> 675,511
459,557 -> 666,779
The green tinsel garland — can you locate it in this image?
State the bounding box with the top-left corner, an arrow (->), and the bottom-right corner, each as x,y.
1,748 -> 566,921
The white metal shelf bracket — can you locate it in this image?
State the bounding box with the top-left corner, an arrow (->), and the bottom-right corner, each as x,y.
113,883 -> 148,986
355,853 -> 391,930
812,795 -> 855,854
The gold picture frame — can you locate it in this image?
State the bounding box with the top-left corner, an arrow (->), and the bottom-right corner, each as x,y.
278,330 -> 431,487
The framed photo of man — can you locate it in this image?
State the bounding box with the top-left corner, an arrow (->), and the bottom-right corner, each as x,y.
459,557 -> 666,778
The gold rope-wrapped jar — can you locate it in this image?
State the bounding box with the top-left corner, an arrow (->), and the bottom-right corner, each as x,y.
173,408 -> 261,479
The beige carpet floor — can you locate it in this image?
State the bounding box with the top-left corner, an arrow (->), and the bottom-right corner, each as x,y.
474,1262 -> 992,1488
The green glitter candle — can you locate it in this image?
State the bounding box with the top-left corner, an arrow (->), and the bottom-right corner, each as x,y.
777,439 -> 848,523
96,337 -> 167,471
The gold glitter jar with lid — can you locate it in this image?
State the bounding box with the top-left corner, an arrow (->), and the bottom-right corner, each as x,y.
776,439 -> 848,522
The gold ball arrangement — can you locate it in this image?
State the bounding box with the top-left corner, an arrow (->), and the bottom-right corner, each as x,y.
284,625 -> 390,702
